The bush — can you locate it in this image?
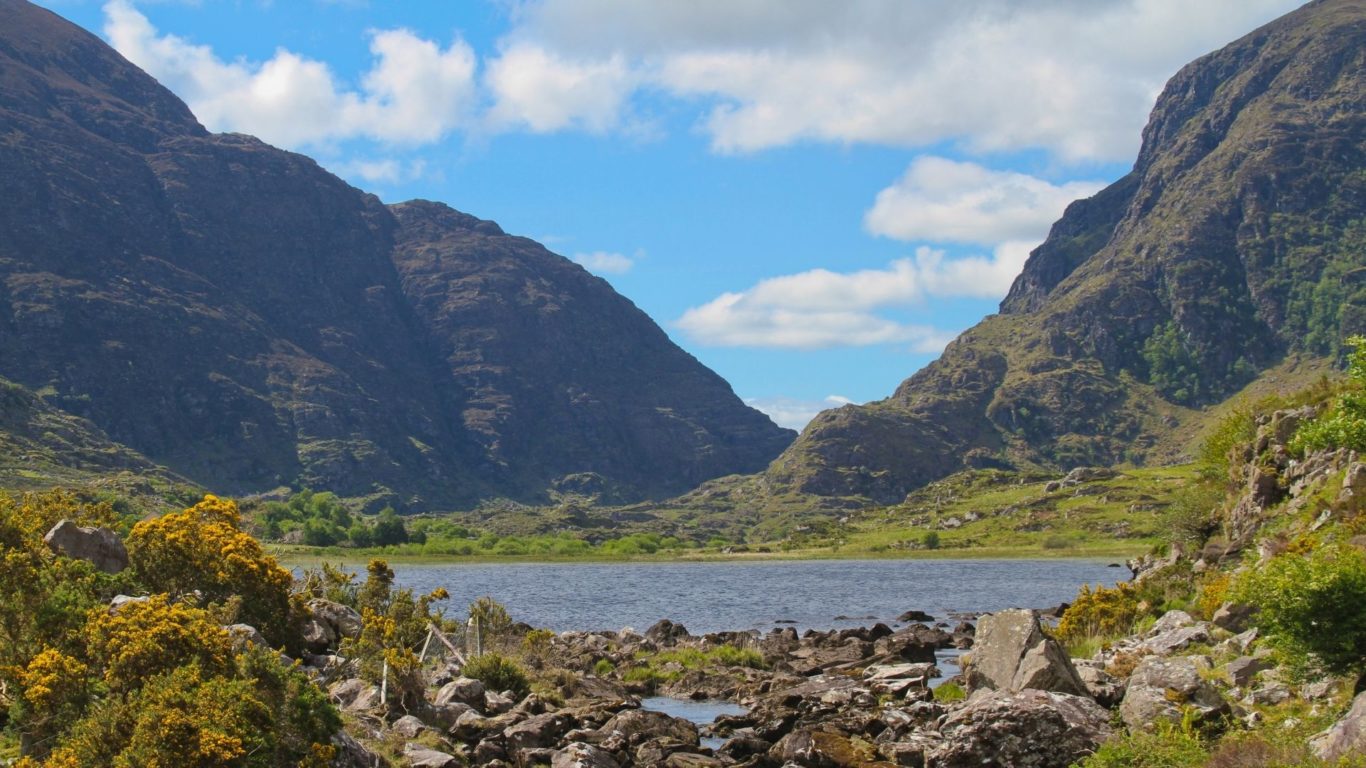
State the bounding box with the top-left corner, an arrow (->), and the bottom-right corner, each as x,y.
932,681 -> 965,702
1055,582 -> 1141,650
1292,335 -> 1366,455
922,531 -> 941,550
1232,544 -> 1366,677
462,653 -> 531,700
127,495 -> 295,648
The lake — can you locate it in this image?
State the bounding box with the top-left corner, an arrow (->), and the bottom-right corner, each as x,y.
388,558 -> 1123,634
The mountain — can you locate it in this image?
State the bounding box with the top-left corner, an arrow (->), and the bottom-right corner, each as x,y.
765,0 -> 1366,505
0,0 -> 794,510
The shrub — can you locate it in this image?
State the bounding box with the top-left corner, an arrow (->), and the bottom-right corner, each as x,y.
462,653 -> 531,700
127,495 -> 295,648
709,644 -> 767,669
922,531 -> 941,550
1292,335 -> 1366,455
1055,582 -> 1141,650
1232,544 -> 1366,677
83,595 -> 233,695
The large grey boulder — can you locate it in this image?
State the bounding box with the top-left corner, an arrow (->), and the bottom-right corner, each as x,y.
597,708 -> 699,747
44,520 -> 128,573
552,742 -> 620,768
963,609 -> 1087,696
307,598 -> 363,640
434,676 -> 486,708
1118,655 -> 1227,730
927,689 -> 1112,768
504,711 -> 574,752
1312,690 -> 1366,763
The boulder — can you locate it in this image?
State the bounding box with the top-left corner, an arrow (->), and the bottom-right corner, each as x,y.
391,714 -> 430,739
927,689 -> 1112,768
331,731 -> 385,768
963,609 -> 1086,696
1211,602 -> 1256,633
771,729 -> 893,767
552,742 -> 620,768
898,610 -> 935,622
505,712 -> 574,752
43,520 -> 128,574
307,598 -> 363,639
329,678 -> 381,712
1311,690 -> 1366,763
434,677 -> 486,708
485,689 -> 516,713
403,743 -> 460,767
225,623 -> 269,651
598,708 -> 699,747
1118,656 -> 1226,730
646,619 -> 691,645
300,617 -> 336,652
1222,656 -> 1271,688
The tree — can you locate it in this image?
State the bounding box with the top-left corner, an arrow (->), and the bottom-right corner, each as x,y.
371,507 -> 409,547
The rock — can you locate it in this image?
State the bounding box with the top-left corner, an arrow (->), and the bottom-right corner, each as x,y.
662,753 -> 724,767
300,618 -> 336,653
473,739 -> 508,764
225,623 -> 269,651
963,609 -> 1086,696
403,743 -> 460,767
505,712 -> 574,752
1140,624 -> 1212,656
331,731 -> 385,768
419,701 -> 476,731
552,742 -> 620,768
1119,656 -> 1226,730
391,714 -> 430,739
434,677 -> 486,708
1074,662 -> 1125,707
771,729 -> 892,767
329,678 -> 381,712
1211,602 -> 1256,633
897,610 -> 935,623
1312,690 -> 1366,763
308,598 -> 363,640
1222,656 -> 1271,687
1245,682 -> 1293,706
717,733 -> 771,761
646,619 -> 691,645
598,709 -> 699,747
108,595 -> 149,613
1064,467 -> 1117,484
928,689 -> 1112,768
43,520 -> 128,574
1338,462 -> 1366,508
485,689 -> 516,713
1146,610 -> 1195,634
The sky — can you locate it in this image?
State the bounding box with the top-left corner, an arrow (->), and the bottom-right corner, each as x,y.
37,0 -> 1305,429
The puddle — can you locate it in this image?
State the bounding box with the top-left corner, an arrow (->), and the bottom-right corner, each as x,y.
640,696 -> 748,750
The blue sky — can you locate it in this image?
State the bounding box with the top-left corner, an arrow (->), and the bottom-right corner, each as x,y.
38,0 -> 1303,428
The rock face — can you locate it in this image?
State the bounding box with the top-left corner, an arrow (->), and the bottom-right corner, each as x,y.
928,689 -> 1113,768
1118,655 -> 1228,730
0,0 -> 794,510
963,609 -> 1087,696
1312,690 -> 1366,763
42,519 -> 128,573
766,0 -> 1366,503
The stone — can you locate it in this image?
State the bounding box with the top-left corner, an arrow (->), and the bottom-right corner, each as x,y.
1211,602 -> 1256,633
403,743 -> 460,768
108,594 -> 149,613
485,689 -> 516,713
551,742 -> 620,768
300,618 -> 336,652
434,677 -> 486,708
391,714 -> 429,739
419,701 -> 476,731
928,689 -> 1112,768
770,729 -> 891,767
1222,656 -> 1271,687
646,619 -> 691,645
1311,690 -> 1366,763
598,709 -> 699,747
963,609 -> 1086,696
897,610 -> 935,623
331,731 -> 384,768
329,678 -> 381,711
1140,624 -> 1212,656
225,623 -> 269,651
505,712 -> 574,752
307,598 -> 363,639
1118,656 -> 1226,730
43,520 -> 128,574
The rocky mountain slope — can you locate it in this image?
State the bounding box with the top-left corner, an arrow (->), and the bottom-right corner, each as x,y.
0,0 -> 793,510
766,0 -> 1366,505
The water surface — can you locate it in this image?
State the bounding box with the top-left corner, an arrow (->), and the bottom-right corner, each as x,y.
390,558 -> 1120,633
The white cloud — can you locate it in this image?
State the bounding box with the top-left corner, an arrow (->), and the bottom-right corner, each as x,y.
676,244 -> 1034,349
102,0 -> 476,149
745,394 -> 858,430
330,157 -> 428,185
484,43 -> 636,133
572,251 -> 635,274
865,157 -> 1105,245
503,0 -> 1301,161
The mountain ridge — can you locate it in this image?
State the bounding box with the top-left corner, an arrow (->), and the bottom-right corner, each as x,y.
763,0 -> 1366,505
0,0 -> 794,510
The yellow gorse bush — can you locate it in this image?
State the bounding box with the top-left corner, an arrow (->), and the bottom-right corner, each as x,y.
1056,582 -> 1141,647
127,495 -> 295,647
84,595 -> 232,694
